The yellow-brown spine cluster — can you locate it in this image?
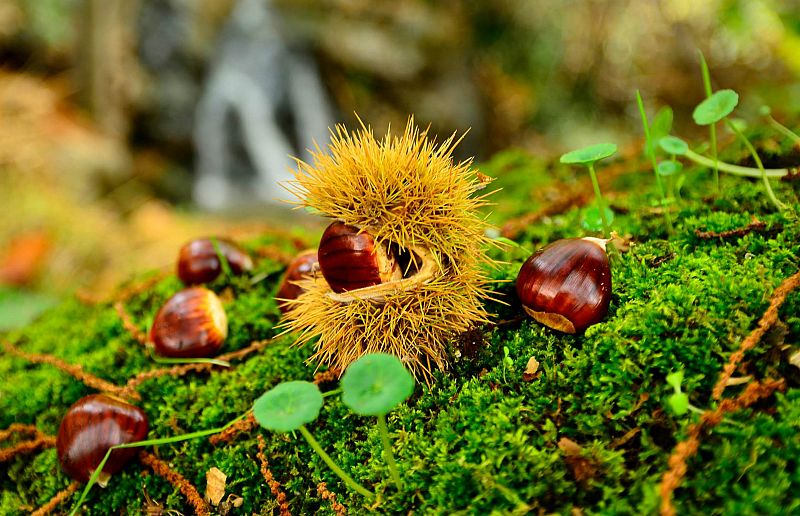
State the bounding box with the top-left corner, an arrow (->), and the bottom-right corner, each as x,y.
282,118 -> 497,382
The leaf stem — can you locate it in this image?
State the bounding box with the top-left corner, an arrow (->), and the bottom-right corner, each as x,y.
636,90 -> 674,233
210,237 -> 233,278
70,411 -> 251,515
699,50 -> 720,193
766,115 -> 800,144
148,348 -> 230,367
724,120 -> 785,211
298,425 -> 374,499
681,149 -> 788,178
377,414 -> 402,489
586,163 -> 611,236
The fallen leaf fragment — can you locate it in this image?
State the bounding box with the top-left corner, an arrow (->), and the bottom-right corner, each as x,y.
205,467 -> 227,506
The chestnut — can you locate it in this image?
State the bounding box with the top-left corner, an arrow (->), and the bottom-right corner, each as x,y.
276,249 -> 319,313
516,237 -> 611,334
317,221 -> 401,293
177,237 -> 253,285
57,394 -> 149,484
150,287 -> 228,358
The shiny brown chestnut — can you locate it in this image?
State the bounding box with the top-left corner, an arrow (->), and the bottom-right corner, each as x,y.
150,287 -> 228,358
276,249 -> 319,313
317,221 -> 401,293
56,394 -> 149,484
177,237 -> 253,285
516,237 -> 611,334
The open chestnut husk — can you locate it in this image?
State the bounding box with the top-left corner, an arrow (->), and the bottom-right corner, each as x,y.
276,249 -> 319,313
317,221 -> 402,293
516,237 -> 611,334
177,237 -> 253,285
56,394 -> 149,484
150,287 -> 228,358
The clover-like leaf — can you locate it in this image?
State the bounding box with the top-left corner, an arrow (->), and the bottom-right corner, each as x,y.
656,161 -> 683,177
581,206 -> 615,232
668,392 -> 690,416
692,89 -> 739,125
658,136 -> 689,156
560,143 -> 617,165
665,370 -> 684,391
253,381 -> 323,432
341,353 -> 414,416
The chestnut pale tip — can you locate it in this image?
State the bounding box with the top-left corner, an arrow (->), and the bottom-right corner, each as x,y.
516,237 -> 612,334
150,287 -> 228,358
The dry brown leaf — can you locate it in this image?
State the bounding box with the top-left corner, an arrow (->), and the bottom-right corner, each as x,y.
205,467 -> 227,506
522,356 -> 540,382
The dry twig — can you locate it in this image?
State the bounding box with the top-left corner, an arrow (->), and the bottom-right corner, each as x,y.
30,481 -> 80,516
114,301 -> 149,346
658,379 -> 785,516
209,412 -> 257,446
317,482 -> 347,515
2,340 -> 137,400
139,451 -> 210,516
713,270 -> 800,400
257,434 -> 291,516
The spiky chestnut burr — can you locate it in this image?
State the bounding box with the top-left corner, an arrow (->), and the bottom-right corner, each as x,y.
276,249 -> 320,313
516,237 -> 611,333
57,394 -> 149,484
150,287 -> 228,358
282,118 -> 497,381
177,237 -> 252,285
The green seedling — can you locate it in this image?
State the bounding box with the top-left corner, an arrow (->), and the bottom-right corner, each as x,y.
210,236 -> 233,279
665,370 -> 705,417
560,143 -> 616,236
658,134 -> 790,180
697,50 -> 721,193
70,412 -> 251,515
342,353 -> 415,490
760,105 -> 800,144
253,381 -> 374,499
636,91 -> 674,233
691,86 -> 785,210
501,346 -> 514,383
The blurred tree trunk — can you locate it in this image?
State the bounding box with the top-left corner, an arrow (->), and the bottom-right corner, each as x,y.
74,0 -> 140,139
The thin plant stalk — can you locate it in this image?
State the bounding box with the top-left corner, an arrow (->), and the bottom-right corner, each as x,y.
586,162 -> 611,235
766,115 -> 800,144
724,120 -> 785,211
699,51 -> 720,193
377,414 -> 402,489
70,412 -> 251,515
298,425 -> 374,499
148,348 -> 230,367
682,149 -> 788,178
210,237 -> 233,278
635,90 -> 674,233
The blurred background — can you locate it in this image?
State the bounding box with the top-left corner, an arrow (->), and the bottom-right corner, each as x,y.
2,0 -> 800,324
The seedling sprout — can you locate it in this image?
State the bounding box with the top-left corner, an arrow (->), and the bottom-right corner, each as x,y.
560,143 -> 617,236
760,105 -> 800,144
636,91 -> 674,233
253,380 -> 374,499
697,50 -> 720,193
342,353 -> 415,490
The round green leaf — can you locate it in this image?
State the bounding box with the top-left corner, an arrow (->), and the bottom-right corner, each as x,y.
559,143 -> 617,165
581,206 -> 615,232
341,353 -> 415,416
692,89 -> 739,125
253,381 -> 323,432
656,161 -> 683,177
658,136 -> 688,156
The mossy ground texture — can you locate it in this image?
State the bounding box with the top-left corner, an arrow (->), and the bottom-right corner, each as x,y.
2,143 -> 800,515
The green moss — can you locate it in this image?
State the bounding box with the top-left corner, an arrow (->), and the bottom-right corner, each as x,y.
1,147 -> 799,515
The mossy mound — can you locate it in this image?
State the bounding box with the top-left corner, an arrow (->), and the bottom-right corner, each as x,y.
1,147 -> 799,515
